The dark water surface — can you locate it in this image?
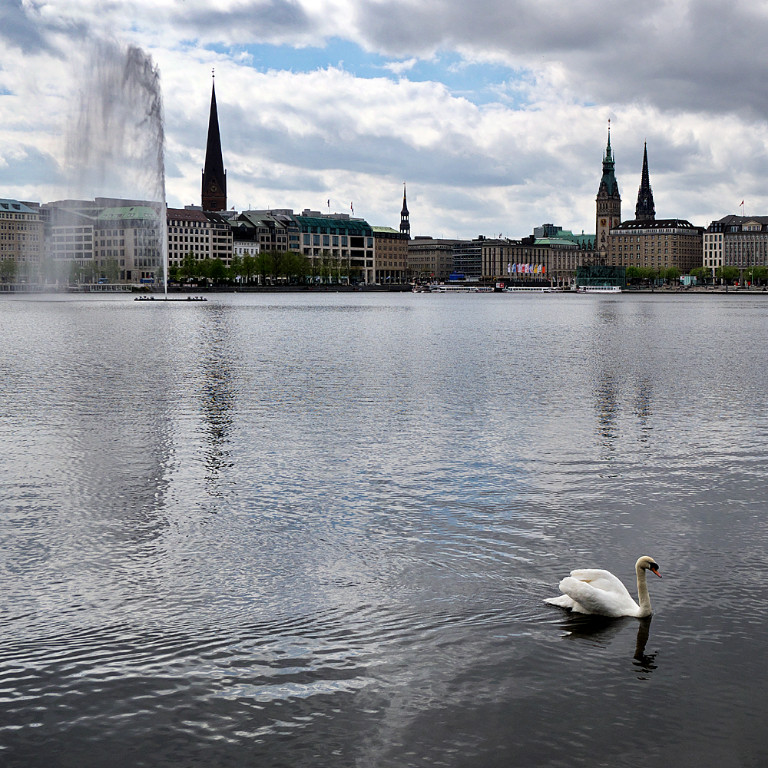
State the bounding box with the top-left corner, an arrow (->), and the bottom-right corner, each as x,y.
1,291 -> 767,767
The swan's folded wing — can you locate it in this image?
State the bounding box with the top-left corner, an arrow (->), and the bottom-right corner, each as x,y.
569,568 -> 631,598
558,576 -> 633,617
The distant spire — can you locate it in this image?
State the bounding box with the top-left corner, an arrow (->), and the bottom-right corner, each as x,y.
634,142 -> 655,221
400,182 -> 410,237
597,120 -> 619,199
201,74 -> 226,211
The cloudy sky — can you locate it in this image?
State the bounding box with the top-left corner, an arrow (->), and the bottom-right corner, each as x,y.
1,0 -> 767,238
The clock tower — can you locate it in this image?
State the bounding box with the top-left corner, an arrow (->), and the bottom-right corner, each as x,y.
595,122 -> 621,258
201,74 -> 227,212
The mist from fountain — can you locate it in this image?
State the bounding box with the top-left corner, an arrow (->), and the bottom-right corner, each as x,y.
66,40 -> 168,295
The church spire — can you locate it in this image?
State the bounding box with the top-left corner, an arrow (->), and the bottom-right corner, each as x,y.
634,142 -> 655,221
201,71 -> 227,211
400,182 -> 410,237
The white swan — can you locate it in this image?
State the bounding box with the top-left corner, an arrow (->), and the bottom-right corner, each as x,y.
545,556 -> 662,618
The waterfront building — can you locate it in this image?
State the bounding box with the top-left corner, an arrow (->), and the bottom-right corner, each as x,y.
0,199 -> 43,281
294,211 -> 375,283
96,205 -> 164,285
45,204 -> 95,279
167,207 -> 214,268
481,237 -> 520,281
595,123 -> 622,258
167,207 -> 233,270
43,197 -> 165,284
609,218 -> 703,274
453,238 -> 485,281
201,77 -> 227,212
372,226 -> 408,284
408,237 -> 462,282
703,220 -> 724,278
482,225 -> 595,286
706,215 -> 768,279
233,210 -> 300,255
607,143 -> 703,274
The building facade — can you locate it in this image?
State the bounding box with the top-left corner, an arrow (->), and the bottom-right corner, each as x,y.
295,212 -> 375,283
0,199 -> 43,282
372,226 -> 408,284
408,237 -> 461,282
706,215 -> 768,278
609,218 -> 703,273
232,210 -> 300,256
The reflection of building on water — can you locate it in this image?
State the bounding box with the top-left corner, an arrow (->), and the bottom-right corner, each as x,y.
198,307 -> 236,490
596,374 -> 619,448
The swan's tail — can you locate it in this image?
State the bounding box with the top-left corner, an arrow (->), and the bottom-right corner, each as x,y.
544,594 -> 575,609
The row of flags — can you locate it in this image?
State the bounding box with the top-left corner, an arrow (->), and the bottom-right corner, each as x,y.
507,263 -> 546,274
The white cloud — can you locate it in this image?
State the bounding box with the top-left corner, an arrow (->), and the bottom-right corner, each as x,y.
1,0 -> 767,237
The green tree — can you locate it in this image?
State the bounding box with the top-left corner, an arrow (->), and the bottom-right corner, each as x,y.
255,252 -> 275,284
181,252 -> 198,282
228,254 -> 243,284
281,250 -> 309,283
660,266 -> 681,283
208,258 -> 227,284
746,265 -> 768,285
716,266 -> 739,284
242,254 -> 256,284
689,267 -> 709,283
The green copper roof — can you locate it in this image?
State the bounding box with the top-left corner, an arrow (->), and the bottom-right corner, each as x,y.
295,215 -> 372,235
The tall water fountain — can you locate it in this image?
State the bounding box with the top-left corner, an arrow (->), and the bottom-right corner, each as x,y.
66,40 -> 168,295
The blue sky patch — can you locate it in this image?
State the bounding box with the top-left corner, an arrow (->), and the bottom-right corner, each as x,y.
204,39 -> 531,108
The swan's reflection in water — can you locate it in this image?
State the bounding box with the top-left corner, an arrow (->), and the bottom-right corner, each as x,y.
559,615 -> 658,678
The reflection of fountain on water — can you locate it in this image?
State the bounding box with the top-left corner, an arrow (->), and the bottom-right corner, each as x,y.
66,40 -> 168,295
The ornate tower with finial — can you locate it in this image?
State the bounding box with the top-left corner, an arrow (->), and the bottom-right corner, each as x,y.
400,182 -> 410,237
201,71 -> 227,212
634,142 -> 655,221
596,120 -> 621,257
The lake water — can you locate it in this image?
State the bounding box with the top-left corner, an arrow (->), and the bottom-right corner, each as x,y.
1,290 -> 767,767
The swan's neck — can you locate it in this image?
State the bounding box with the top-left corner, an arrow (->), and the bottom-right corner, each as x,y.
635,565 -> 652,617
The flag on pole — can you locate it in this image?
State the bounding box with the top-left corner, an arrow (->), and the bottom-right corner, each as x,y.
351,202 -> 354,215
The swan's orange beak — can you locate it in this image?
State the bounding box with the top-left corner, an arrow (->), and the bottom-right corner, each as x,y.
651,567 -> 662,578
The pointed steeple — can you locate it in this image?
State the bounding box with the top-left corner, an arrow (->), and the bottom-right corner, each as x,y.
634,142 -> 655,221
201,71 -> 227,212
400,182 -> 410,237
597,121 -> 619,199
595,120 -> 621,255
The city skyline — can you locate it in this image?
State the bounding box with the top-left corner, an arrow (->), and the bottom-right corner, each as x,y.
2,1 -> 768,239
